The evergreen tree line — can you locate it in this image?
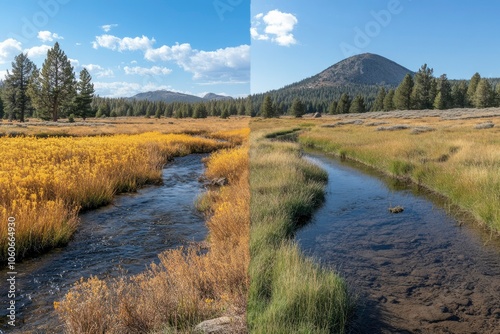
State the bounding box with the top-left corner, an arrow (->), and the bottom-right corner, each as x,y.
91,96 -> 252,120
0,42 -> 94,122
252,64 -> 500,117
0,42 -> 253,121
371,66 -> 500,112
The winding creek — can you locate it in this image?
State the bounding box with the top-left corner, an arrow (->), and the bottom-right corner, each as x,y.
0,154 -> 208,333
297,153 -> 500,334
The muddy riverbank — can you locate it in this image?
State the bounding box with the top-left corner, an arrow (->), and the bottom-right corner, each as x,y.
297,153 -> 500,334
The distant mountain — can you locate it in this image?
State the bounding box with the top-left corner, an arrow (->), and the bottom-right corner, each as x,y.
288,53 -> 414,90
131,90 -> 204,103
203,93 -> 233,101
249,53 -> 415,114
129,90 -> 234,103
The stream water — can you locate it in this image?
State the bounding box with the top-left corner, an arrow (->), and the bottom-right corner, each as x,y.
0,154 -> 208,333
297,153 -> 500,334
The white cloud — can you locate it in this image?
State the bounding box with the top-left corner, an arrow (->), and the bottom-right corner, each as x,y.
251,10 -> 298,46
0,70 -> 7,80
131,60 -> 137,64
0,38 -> 22,64
101,24 -> 118,32
82,64 -> 114,78
144,43 -> 192,62
250,27 -> 269,41
76,42 -> 82,46
146,43 -> 249,81
68,58 -> 79,67
37,31 -> 63,42
92,34 -> 155,51
124,65 -> 172,76
92,34 -> 249,82
24,45 -> 51,58
180,45 -> 250,80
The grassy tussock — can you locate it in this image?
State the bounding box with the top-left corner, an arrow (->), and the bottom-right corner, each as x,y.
57,132 -> 250,334
0,116 -> 250,137
248,130 -> 353,334
0,132 -> 231,263
297,111 -> 500,232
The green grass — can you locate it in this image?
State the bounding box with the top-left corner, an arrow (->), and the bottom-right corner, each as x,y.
248,130 -> 353,334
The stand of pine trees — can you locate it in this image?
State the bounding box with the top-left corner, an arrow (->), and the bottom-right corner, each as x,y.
250,64 -> 500,116
1,42 -> 94,122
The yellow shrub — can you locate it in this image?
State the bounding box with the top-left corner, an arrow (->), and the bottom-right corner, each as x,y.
57,131 -> 250,333
0,132 -> 226,262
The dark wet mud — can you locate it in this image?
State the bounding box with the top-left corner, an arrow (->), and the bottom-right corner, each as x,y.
1,154 -> 208,333
297,154 -> 500,334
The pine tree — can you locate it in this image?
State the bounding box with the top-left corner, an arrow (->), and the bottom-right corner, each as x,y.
383,89 -> 395,111
467,72 -> 481,107
328,100 -> 338,114
434,74 -> 452,110
237,102 -> 246,115
474,78 -> 494,108
349,95 -> 366,113
260,95 -> 275,118
411,64 -> 434,110
245,96 -> 254,117
394,74 -> 414,110
336,93 -> 351,114
0,90 -> 4,119
193,103 -> 208,118
74,68 -> 94,120
452,81 -> 468,108
2,53 -> 36,122
28,42 -> 76,121
496,84 -> 500,107
220,107 -> 230,119
290,98 -> 305,117
371,87 -> 386,111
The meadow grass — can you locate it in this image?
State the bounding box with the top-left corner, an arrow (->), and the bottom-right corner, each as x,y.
57,129 -> 250,333
0,116 -> 249,137
0,128 -> 248,263
289,109 -> 500,233
247,126 -> 353,334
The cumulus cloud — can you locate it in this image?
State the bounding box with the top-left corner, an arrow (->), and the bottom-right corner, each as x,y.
68,58 -> 80,67
25,45 -> 51,58
37,31 -> 63,42
146,43 -> 249,81
124,65 -> 172,76
92,34 -> 155,51
180,45 -> 250,80
101,24 -> 118,32
251,10 -> 298,46
92,34 -> 249,82
0,38 -> 23,64
82,64 -> 114,78
144,43 -> 192,62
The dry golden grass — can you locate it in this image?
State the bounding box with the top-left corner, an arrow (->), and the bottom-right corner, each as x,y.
57,130 -> 250,334
266,109 -> 500,232
0,132 -> 237,262
0,116 -> 249,137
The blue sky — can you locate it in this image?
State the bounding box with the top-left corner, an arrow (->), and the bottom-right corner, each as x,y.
251,0 -> 500,93
0,0 -> 250,98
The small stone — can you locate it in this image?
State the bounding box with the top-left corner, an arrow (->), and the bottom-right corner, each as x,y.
389,206 -> 404,213
194,317 -> 234,334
